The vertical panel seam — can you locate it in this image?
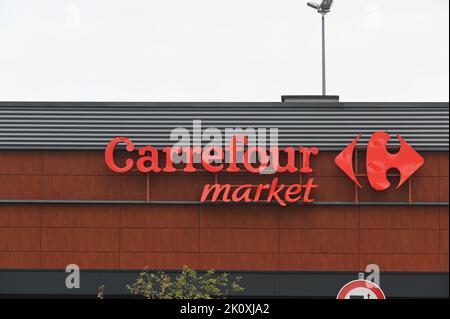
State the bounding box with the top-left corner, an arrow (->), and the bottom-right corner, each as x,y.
119,206 -> 122,270
356,149 -> 361,271
39,151 -> 44,267
197,174 -> 201,269
438,154 -> 441,271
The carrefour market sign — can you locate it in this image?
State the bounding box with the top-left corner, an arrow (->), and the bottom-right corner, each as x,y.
104,122 -> 424,206
105,136 -> 319,206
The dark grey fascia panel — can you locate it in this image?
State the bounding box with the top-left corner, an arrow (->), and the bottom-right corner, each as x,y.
0,270 -> 448,298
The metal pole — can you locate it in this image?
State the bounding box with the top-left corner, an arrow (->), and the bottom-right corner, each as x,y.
322,14 -> 326,95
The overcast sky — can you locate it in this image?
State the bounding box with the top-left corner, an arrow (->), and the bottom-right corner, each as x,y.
0,0 -> 448,102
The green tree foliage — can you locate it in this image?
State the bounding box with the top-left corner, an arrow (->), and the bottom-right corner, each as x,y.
127,266 -> 244,299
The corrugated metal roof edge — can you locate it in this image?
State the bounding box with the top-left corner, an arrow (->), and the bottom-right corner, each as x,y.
0,101 -> 449,108
1,101 -> 447,151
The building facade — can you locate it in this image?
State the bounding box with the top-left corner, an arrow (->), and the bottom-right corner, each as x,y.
0,100 -> 448,298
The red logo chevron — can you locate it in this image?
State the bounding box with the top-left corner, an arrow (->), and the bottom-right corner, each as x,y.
335,131 -> 424,191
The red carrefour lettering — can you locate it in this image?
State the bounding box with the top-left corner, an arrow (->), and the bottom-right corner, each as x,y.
285,184 -> 302,203
299,147 -> 319,173
200,184 -> 232,202
202,146 -> 224,173
105,137 -> 320,176
231,184 -> 254,203
105,137 -> 134,173
266,177 -> 286,206
105,136 -> 321,206
200,177 -> 318,205
162,147 -> 177,173
226,135 -> 246,173
136,146 -> 161,173
271,147 -> 298,173
243,147 -> 270,173
302,177 -> 318,203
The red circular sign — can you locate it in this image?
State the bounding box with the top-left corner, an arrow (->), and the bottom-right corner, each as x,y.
337,280 -> 386,299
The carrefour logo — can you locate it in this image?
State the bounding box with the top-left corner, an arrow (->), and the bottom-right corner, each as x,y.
335,131 -> 425,191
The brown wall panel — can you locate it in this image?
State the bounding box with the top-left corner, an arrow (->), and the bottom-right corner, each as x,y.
0,205 -> 41,227
360,254 -> 441,272
312,177 -> 355,202
440,230 -> 449,255
279,254 -> 359,271
150,174 -> 201,201
0,228 -> 41,251
120,175 -> 147,200
199,229 -> 277,253
42,205 -> 120,228
279,229 -> 359,254
359,177 -> 409,202
416,152 -> 440,177
279,206 -> 358,229
360,230 -> 440,254
120,252 -> 198,270
42,175 -> 121,200
121,205 -> 199,228
441,207 -> 449,230
412,177 -> 440,202
441,255 -> 449,272
0,175 -> 43,199
43,151 -> 113,175
41,252 -> 119,269
200,206 -> 277,229
120,228 -> 198,252
0,151 -> 43,175
198,253 -> 277,270
359,206 -> 440,230
0,150 -> 448,272
440,153 -> 449,177
41,228 -> 120,252
440,177 -> 449,202
357,151 -> 367,174
312,151 -> 344,177
0,252 -> 41,268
